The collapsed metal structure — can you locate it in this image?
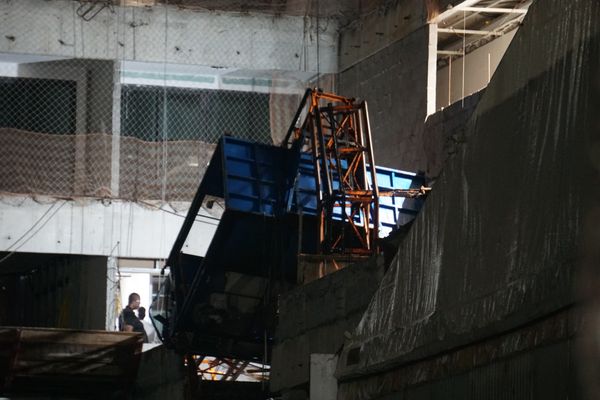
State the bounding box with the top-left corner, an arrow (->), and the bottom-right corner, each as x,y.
283,90 -> 380,256
151,89 -> 428,380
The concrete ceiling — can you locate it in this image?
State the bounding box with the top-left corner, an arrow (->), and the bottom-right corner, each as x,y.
0,53 -> 69,64
152,0 -> 387,26
436,0 -> 532,58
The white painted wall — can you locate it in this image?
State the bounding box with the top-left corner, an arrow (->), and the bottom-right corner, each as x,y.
0,195 -> 220,259
0,0 -> 338,73
436,30 -> 517,110
120,271 -> 152,314
0,62 -> 17,76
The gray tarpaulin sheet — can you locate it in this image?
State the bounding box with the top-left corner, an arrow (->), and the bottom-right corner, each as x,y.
336,0 -> 600,398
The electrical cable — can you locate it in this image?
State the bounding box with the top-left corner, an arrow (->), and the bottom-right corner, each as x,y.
135,199 -> 221,224
161,0 -> 170,205
2,202 -> 58,253
316,0 -> 320,88
0,201 -> 67,265
462,9 -> 466,108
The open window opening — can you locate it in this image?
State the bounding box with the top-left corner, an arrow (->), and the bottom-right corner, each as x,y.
428,0 -> 533,114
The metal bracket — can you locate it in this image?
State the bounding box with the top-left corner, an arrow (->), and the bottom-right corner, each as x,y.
77,1 -> 115,22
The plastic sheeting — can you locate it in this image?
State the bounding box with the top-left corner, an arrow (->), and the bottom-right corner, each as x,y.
335,0 -> 600,398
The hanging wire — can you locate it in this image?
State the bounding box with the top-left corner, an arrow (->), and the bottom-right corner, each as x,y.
71,2 -> 78,58
448,55 -> 452,106
316,0 -> 320,88
462,9 -> 466,108
0,201 -> 67,265
107,241 -> 122,330
161,0 -> 170,205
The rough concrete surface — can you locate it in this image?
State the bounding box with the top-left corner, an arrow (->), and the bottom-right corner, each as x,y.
336,0 -> 600,398
339,0 -> 427,70
134,345 -> 186,400
339,26 -> 430,172
271,256 -> 383,394
0,0 -> 337,73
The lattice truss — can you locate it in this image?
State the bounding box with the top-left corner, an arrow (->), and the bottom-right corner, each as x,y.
286,90 -> 380,255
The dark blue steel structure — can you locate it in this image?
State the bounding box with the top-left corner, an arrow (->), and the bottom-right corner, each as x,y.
151,135 -> 425,360
151,91 -> 427,361
291,152 -> 425,237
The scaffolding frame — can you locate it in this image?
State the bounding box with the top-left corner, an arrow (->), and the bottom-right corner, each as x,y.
284,89 -> 380,255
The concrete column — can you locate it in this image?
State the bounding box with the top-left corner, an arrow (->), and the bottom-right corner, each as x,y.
426,23 -> 438,117
310,354 -> 338,400
111,62 -> 121,197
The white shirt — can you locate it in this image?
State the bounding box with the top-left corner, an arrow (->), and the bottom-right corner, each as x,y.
141,318 -> 160,344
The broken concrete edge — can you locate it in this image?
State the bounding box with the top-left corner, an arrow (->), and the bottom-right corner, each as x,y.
277,255 -> 385,338
271,255 -> 385,393
423,90 -> 484,180
334,0 -> 600,385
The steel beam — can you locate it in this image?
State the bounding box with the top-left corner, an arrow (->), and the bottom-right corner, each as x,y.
460,7 -> 528,14
438,28 -> 504,36
437,50 -> 464,56
432,0 -> 483,23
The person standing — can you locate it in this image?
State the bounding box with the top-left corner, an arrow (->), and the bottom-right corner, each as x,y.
119,292 -> 148,343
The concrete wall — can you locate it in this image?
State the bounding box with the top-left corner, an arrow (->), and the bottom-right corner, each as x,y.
0,0 -> 337,73
337,0 -> 520,173
0,195 -> 219,259
270,256 -> 384,397
336,0 -> 600,397
338,0 -> 438,172
339,25 -> 432,171
339,0 -> 427,71
134,345 -> 186,400
87,60 -> 115,134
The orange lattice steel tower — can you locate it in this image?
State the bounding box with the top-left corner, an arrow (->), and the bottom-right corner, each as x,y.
283,89 -> 380,255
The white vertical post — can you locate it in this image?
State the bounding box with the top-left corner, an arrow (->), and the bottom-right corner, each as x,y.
448,56 -> 452,106
426,23 -> 438,116
105,255 -> 119,330
488,52 -> 492,83
461,10 -> 466,108
310,354 -> 338,400
111,61 -> 121,197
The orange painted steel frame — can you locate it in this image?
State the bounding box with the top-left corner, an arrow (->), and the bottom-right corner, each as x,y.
285,89 -> 380,256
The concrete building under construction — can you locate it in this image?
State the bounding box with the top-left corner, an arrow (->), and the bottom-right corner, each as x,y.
0,0 -> 599,399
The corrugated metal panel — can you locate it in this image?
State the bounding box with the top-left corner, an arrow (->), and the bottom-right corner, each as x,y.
292,152 -> 426,237
369,165 -> 425,236
215,138 -> 427,235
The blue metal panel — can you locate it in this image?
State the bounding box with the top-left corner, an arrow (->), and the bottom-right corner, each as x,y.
292,153 -> 426,237
212,136 -> 425,233
293,152 -> 319,215
220,137 -> 292,216
367,165 -> 425,237
159,136 -> 429,355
